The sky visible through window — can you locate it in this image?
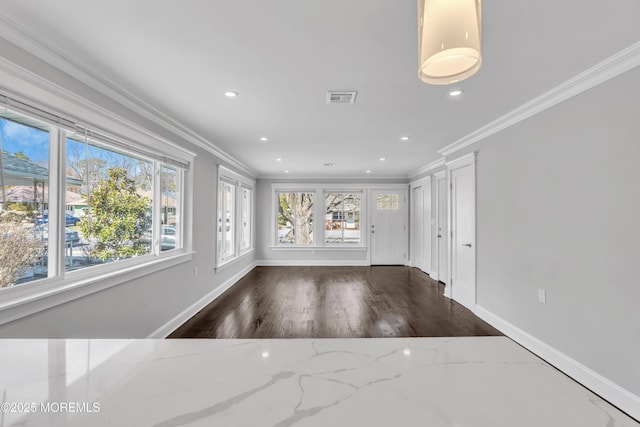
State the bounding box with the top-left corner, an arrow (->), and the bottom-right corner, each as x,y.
0,117 -> 49,163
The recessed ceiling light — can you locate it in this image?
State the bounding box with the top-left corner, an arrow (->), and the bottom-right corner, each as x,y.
260,137 -> 268,142
276,158 -> 282,162
401,136 -> 410,141
379,157 -> 386,161
448,89 -> 463,97
283,170 -> 289,174
224,91 -> 238,98
365,170 -> 372,174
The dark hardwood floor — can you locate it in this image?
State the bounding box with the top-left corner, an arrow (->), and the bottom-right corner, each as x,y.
169,266 -> 501,338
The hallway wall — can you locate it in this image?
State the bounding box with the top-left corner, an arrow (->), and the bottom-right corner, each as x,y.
475,67 -> 640,396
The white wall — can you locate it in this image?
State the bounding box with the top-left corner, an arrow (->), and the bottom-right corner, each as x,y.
0,38 -> 256,338
475,67 -> 640,396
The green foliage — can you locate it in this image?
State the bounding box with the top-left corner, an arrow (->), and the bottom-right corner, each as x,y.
79,167 -> 151,261
6,202 -> 36,218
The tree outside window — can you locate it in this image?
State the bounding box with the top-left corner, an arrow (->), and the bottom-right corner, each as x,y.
277,192 -> 314,245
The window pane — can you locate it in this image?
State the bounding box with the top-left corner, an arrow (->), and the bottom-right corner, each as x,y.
218,181 -> 236,261
325,193 -> 361,244
217,182 -> 223,259
277,192 -> 313,245
377,193 -> 399,210
161,166 -> 180,252
241,188 -> 251,251
343,193 -> 361,243
325,193 -> 344,243
0,112 -> 50,287
66,135 -> 153,271
224,183 -> 235,258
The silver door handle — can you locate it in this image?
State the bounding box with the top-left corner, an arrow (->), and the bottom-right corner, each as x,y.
463,243 -> 472,247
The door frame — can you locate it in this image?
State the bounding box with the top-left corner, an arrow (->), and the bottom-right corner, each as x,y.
446,152 -> 476,307
433,170 -> 446,283
368,186 -> 409,265
409,176 -> 431,273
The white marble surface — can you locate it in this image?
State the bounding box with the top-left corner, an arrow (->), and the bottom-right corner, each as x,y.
0,337 -> 636,427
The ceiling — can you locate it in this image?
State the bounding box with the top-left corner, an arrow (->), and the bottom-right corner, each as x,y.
0,1 -> 639,179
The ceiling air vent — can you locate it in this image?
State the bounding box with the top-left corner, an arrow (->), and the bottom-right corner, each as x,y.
327,91 -> 357,104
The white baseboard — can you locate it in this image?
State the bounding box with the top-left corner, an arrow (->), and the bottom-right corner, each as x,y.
148,261 -> 257,338
475,305 -> 640,421
256,260 -> 370,267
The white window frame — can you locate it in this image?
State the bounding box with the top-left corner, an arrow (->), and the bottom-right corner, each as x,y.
0,87 -> 195,327
270,183 -> 368,250
216,166 -> 255,271
240,185 -> 253,253
323,191 -> 363,246
218,178 -> 237,262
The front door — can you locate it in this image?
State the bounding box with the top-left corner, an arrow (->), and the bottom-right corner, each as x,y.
370,189 -> 407,265
450,161 -> 476,310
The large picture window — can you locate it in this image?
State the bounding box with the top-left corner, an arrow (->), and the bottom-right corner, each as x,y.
0,97 -> 189,291
324,192 -> 361,244
277,192 -> 314,245
272,185 -> 366,249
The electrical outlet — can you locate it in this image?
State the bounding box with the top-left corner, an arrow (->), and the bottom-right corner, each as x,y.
538,288 -> 546,304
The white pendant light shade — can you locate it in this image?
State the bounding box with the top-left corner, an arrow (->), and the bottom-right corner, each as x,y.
418,0 -> 482,85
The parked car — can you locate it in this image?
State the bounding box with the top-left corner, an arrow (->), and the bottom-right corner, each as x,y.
161,225 -> 176,251
35,213 -> 81,226
34,226 -> 80,245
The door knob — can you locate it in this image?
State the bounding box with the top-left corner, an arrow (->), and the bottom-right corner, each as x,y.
371,230 -> 375,234
437,234 -> 442,238
463,243 -> 472,247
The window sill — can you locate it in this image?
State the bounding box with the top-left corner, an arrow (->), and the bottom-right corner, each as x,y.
269,246 -> 367,252
0,251 -> 194,327
216,248 -> 255,273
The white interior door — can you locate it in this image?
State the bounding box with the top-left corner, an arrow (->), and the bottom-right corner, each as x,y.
370,189 -> 407,265
435,172 -> 447,283
450,158 -> 476,310
412,187 -> 424,269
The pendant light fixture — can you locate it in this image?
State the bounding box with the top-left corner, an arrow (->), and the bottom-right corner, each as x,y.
418,0 -> 482,85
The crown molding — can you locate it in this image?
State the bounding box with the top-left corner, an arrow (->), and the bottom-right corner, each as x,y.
0,59 -> 197,163
408,157 -> 446,179
438,40 -> 640,158
0,13 -> 256,178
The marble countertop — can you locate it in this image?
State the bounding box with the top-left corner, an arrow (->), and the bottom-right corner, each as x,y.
0,337 -> 636,426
